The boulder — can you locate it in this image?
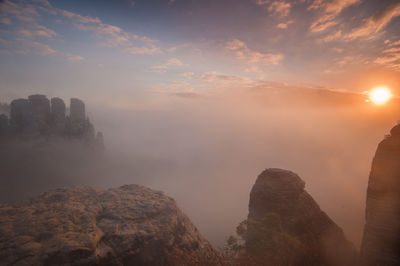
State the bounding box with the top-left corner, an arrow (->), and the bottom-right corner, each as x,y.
361,125 -> 400,266
0,185 -> 222,265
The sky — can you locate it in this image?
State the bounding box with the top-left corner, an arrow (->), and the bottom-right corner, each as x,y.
1,0 -> 400,249
0,0 -> 399,106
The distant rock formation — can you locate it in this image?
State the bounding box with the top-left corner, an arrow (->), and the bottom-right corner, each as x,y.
361,124 -> 400,266
247,168 -> 357,266
0,95 -> 104,148
0,185 -> 222,265
70,98 -> 86,122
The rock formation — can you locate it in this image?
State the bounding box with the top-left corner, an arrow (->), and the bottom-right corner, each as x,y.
361,124 -> 400,266
0,114 -> 8,136
0,95 -> 104,148
70,98 -> 85,122
10,98 -> 32,134
247,168 -> 357,266
0,185 -> 222,265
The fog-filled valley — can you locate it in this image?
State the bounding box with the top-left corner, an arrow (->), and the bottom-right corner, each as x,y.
2,87 -> 399,250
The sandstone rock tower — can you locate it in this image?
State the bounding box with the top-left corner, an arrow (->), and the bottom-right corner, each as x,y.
248,168 -> 357,265
0,95 -> 104,148
361,124 -> 400,266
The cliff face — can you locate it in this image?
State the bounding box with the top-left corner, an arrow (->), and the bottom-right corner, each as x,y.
0,185 -> 222,266
248,168 -> 357,266
361,125 -> 400,266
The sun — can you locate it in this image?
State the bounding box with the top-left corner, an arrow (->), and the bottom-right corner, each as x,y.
369,87 -> 392,105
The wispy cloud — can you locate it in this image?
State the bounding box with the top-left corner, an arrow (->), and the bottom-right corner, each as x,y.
256,0 -> 291,17
23,40 -> 84,61
308,0 -> 360,33
59,9 -> 160,54
151,58 -> 185,73
0,0 -> 39,23
198,71 -> 253,88
0,0 -> 161,60
374,38 -> 400,71
225,39 -> 283,65
16,25 -> 57,39
277,20 -> 293,29
345,2 -> 400,40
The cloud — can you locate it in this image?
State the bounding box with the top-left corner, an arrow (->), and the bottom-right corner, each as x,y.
180,72 -> 195,78
14,40 -> 85,62
374,37 -> 400,71
58,10 -> 102,24
0,0 -> 39,23
58,8 -> 160,55
277,20 -> 294,29
151,58 -> 185,73
0,17 -> 12,25
345,2 -> 400,40
322,30 -> 342,42
16,25 -> 57,39
255,0 -> 291,17
389,40 -> 400,46
309,0 -> 360,33
268,1 -> 291,17
2,0 -> 160,56
225,39 -> 283,65
198,71 -> 253,87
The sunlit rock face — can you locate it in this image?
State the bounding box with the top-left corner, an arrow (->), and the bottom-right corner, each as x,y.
0,185 -> 222,266
361,124 -> 400,266
248,168 -> 357,266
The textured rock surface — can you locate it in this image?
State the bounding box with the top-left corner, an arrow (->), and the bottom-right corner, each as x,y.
0,185 -> 222,266
248,168 -> 357,266
361,125 -> 400,266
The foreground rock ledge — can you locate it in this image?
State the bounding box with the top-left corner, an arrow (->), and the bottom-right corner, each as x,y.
0,185 -> 222,266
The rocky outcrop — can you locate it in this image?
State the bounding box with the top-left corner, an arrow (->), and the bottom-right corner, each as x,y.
361,124 -> 400,266
248,168 -> 357,266
0,185 -> 222,266
1,95 -> 104,148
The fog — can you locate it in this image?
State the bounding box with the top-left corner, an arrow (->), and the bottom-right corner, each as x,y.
1,85 -> 399,250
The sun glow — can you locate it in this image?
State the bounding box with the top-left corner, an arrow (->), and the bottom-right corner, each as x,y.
369,87 -> 392,105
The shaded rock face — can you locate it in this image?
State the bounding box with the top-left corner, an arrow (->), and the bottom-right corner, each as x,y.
70,98 -> 85,121
51,97 -> 66,121
361,125 -> 400,266
248,168 -> 357,266
10,98 -> 32,132
0,185 -> 222,266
